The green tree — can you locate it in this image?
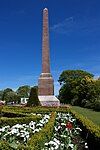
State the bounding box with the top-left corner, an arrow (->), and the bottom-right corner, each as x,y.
58,70 -> 94,106
2,88 -> 13,101
3,91 -> 19,104
73,76 -> 97,107
0,90 -> 4,100
16,85 -> 30,98
27,87 -> 40,106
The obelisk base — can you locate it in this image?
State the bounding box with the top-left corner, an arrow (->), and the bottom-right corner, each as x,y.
38,73 -> 54,95
38,96 -> 60,107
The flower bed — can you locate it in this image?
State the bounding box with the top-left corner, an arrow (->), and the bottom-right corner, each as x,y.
18,112 -> 56,150
43,113 -> 88,150
0,107 -> 100,150
0,113 -> 50,149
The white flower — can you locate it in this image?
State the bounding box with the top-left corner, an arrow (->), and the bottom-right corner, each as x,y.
40,120 -> 45,124
61,123 -> 66,126
31,113 -> 36,115
85,146 -> 88,149
55,144 -> 59,149
58,126 -> 61,129
17,133 -> 20,136
76,127 -> 82,131
36,123 -> 43,127
16,141 -> 19,144
65,128 -> 68,131
20,134 -> 24,137
60,135 -> 67,138
37,114 -> 42,116
66,113 -> 70,116
72,119 -> 76,122
45,143 -> 49,146
26,134 -> 29,139
53,138 -> 60,145
24,131 -> 29,136
34,129 -> 39,132
68,144 -> 74,149
12,124 -> 23,129
1,127 -> 5,132
61,143 -> 64,146
11,128 -> 19,134
50,147 -> 55,150
55,127 -> 58,131
49,141 -> 56,145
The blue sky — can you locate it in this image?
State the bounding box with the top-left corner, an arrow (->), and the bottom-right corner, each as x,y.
0,0 -> 100,95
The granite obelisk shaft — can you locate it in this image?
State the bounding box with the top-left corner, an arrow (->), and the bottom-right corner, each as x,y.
38,8 -> 54,96
42,8 -> 50,73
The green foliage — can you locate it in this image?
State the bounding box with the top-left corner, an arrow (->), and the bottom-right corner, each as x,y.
58,70 -> 93,85
2,88 -> 13,101
4,91 -> 19,104
1,88 -> 20,104
1,86 -> 31,104
16,85 -> 30,98
0,106 -> 3,115
27,87 -> 40,107
2,106 -> 70,115
0,141 -> 14,150
0,90 -> 4,100
58,70 -> 100,108
94,99 -> 100,111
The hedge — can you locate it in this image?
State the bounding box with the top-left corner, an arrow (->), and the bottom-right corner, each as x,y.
2,106 -> 70,114
70,110 -> 100,149
0,115 -> 41,127
1,110 -> 28,118
18,112 -> 56,150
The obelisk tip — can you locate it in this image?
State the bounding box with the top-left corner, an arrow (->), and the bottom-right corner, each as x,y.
44,8 -> 48,11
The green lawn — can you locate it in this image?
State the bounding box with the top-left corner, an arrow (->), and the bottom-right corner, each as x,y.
72,106 -> 100,126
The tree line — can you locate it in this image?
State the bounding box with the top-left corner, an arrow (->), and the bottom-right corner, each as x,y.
0,85 -> 31,104
0,69 -> 100,110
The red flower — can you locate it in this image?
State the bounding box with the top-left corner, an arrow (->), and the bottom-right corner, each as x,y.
66,121 -> 73,129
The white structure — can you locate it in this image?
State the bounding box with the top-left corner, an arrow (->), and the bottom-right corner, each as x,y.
21,98 -> 29,105
0,100 -> 5,105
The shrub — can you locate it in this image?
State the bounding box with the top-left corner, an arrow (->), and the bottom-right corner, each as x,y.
84,101 -> 95,109
0,141 -> 13,150
27,87 -> 40,107
0,106 -> 3,115
0,115 -> 41,127
94,100 -> 100,111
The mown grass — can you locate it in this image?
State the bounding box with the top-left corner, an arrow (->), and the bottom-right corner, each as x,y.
72,106 -> 100,126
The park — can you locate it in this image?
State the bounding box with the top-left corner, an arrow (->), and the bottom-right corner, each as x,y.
0,0 -> 100,150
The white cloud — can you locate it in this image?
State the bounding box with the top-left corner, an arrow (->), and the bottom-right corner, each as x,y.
50,17 -> 74,34
50,16 -> 100,35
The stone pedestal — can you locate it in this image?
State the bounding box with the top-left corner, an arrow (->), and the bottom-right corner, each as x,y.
38,96 -> 60,107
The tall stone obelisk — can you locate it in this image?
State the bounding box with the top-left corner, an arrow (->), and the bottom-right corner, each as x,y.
38,8 -> 60,106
